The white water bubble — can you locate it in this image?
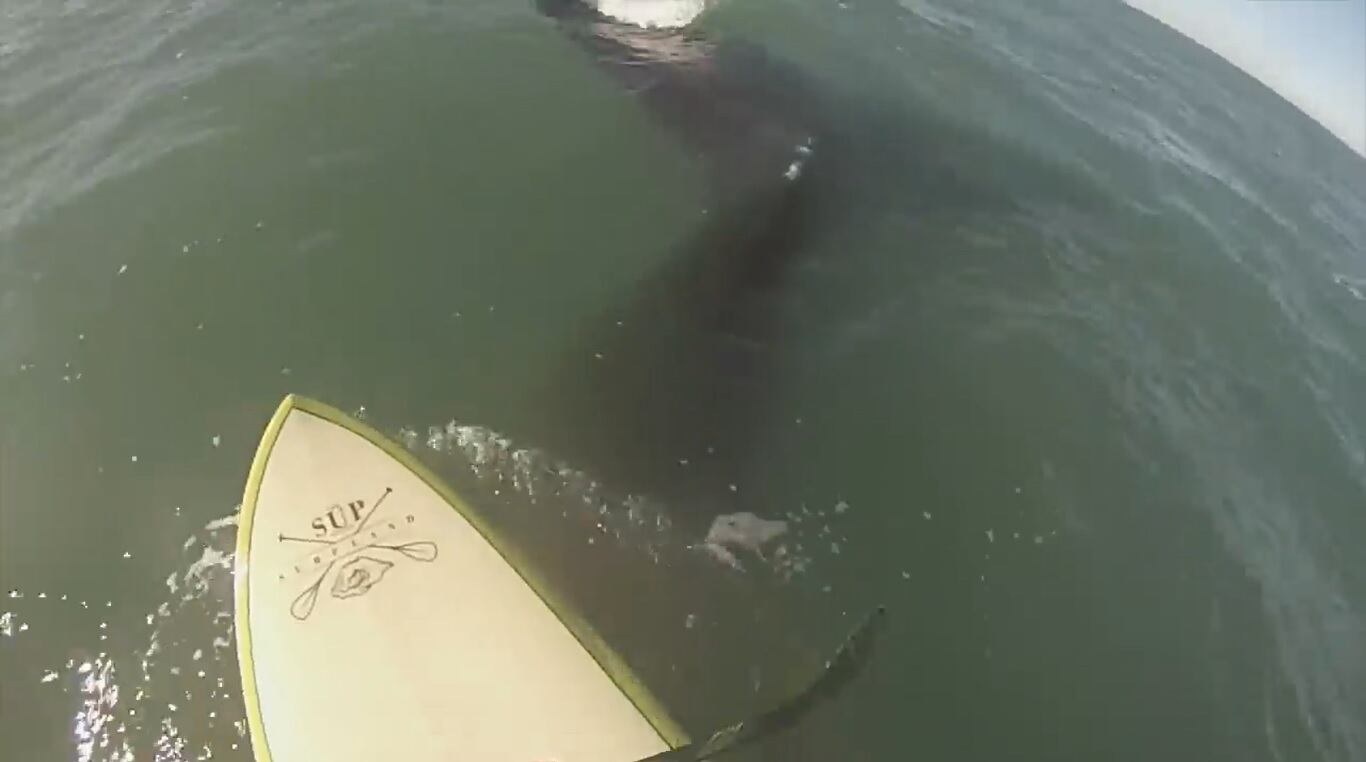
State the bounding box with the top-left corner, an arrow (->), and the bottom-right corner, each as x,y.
41,671 -> 59,683
922,511 -> 932,520
985,529 -> 994,543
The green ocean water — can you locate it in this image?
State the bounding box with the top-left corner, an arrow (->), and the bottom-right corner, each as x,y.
2,0 -> 1365,760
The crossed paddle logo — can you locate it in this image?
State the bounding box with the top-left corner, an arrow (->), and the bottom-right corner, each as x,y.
278,487 -> 439,620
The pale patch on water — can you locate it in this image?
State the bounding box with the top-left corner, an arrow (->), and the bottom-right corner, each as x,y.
701,512 -> 788,572
1331,273 -> 1366,302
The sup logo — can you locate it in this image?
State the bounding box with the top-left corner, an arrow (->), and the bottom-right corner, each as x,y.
277,487 -> 439,620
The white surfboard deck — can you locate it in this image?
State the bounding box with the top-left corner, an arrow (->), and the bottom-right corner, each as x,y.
234,395 -> 685,762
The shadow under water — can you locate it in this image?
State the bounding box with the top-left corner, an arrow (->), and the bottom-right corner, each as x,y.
523,0 -> 1110,531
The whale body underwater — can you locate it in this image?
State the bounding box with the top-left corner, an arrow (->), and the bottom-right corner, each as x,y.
517,0 -> 1101,533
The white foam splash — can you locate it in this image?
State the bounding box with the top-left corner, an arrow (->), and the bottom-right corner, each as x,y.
413,414 -> 871,583
592,0 -> 709,28
444,426 -> 828,578
204,513 -> 238,532
415,419 -> 681,561
73,655 -> 128,762
430,419 -> 814,576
